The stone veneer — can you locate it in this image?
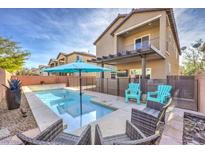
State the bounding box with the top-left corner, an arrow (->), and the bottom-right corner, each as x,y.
183,112 -> 205,145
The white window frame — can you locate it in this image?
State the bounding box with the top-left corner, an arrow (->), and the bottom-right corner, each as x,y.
134,34 -> 151,50
130,68 -> 152,79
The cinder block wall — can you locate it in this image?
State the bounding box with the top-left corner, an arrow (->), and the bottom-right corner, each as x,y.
0,68 -> 11,103
12,75 -> 96,86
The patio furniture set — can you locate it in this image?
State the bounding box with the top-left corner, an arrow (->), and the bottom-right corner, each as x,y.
16,83 -> 173,145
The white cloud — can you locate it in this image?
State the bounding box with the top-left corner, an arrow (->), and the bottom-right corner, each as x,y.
174,8 -> 205,47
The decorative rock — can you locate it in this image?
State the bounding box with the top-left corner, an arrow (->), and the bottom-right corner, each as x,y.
183,112 -> 205,145
20,108 -> 27,117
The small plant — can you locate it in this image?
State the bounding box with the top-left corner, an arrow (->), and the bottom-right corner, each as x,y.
8,79 -> 22,90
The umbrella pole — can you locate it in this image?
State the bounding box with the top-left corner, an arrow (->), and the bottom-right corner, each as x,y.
79,70 -> 82,116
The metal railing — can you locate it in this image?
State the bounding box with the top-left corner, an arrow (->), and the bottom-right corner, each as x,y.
117,36 -> 159,54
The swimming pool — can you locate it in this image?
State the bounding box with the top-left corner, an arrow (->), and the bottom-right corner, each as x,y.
34,88 -> 114,132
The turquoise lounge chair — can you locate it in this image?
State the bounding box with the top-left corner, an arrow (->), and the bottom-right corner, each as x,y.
147,85 -> 172,104
125,83 -> 141,104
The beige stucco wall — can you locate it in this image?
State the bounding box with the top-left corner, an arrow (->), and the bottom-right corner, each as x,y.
165,21 -> 180,76
117,21 -> 160,51
95,17 -> 125,57
65,53 -> 95,63
116,59 -> 166,79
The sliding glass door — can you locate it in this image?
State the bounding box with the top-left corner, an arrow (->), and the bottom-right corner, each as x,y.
135,35 -> 150,50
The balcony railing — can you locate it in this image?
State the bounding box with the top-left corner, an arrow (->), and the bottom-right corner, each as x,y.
117,36 -> 159,54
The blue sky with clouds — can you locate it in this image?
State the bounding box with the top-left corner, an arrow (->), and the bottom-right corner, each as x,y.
0,8 -> 204,68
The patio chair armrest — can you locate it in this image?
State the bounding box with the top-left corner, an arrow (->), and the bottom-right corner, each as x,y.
126,120 -> 145,140
76,124 -> 92,145
132,108 -> 158,122
113,133 -> 160,145
161,92 -> 171,97
125,89 -> 130,95
94,124 -> 104,145
16,132 -> 59,145
156,121 -> 165,136
162,97 -> 172,109
158,98 -> 173,122
35,119 -> 64,141
147,91 -> 158,97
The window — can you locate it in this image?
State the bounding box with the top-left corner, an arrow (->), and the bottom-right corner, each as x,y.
111,72 -> 116,79
135,35 -> 150,50
117,70 -> 128,77
130,68 -> 152,79
76,55 -> 82,61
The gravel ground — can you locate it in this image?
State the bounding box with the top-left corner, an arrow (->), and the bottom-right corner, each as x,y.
0,93 -> 38,136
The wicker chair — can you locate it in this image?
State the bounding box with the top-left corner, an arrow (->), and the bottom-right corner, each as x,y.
130,98 -> 172,137
16,119 -> 92,145
94,120 -> 160,145
143,98 -> 173,123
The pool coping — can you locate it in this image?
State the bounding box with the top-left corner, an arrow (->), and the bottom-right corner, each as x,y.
22,86 -> 61,132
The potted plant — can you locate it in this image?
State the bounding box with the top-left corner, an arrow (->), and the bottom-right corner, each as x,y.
2,79 -> 22,110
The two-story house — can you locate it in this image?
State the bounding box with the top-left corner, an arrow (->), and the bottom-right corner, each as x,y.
91,8 -> 180,79
48,51 -> 96,76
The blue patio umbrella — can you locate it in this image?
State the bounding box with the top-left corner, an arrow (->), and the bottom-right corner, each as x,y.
44,59 -> 111,116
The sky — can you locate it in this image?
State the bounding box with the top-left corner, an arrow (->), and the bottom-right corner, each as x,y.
0,8 -> 205,68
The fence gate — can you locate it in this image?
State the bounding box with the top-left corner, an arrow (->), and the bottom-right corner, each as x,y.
167,76 -> 198,111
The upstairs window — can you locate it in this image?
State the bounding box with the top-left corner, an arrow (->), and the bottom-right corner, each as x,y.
134,35 -> 150,50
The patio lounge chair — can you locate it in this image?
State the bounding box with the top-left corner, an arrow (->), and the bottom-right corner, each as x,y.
147,84 -> 172,104
125,83 -> 141,104
16,119 -> 91,145
94,120 -> 160,145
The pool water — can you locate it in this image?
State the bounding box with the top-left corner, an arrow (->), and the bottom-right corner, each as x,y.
34,88 -> 114,132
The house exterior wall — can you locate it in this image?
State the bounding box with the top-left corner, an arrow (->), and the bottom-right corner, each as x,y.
165,21 -> 180,75
57,54 -> 66,65
95,17 -> 125,57
114,11 -> 167,55
48,52 -> 96,76
116,59 -> 166,79
117,22 -> 160,51
95,10 -> 180,79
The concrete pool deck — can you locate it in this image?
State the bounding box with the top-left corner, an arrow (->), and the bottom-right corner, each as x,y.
22,86 -> 61,132
19,84 -> 205,145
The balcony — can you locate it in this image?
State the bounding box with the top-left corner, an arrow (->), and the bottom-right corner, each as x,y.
117,36 -> 160,55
